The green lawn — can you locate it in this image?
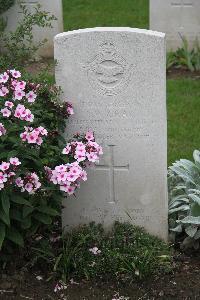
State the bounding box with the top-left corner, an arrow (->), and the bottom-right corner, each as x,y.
167,79 -> 200,165
63,0 -> 149,31
62,0 -> 200,166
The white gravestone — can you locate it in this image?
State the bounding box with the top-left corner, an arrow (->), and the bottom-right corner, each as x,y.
150,0 -> 200,50
54,28 -> 168,240
2,0 -> 63,58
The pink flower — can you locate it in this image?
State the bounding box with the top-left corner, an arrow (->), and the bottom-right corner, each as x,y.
15,177 -> 24,187
0,123 -> 6,136
85,131 -> 94,141
5,101 -> 14,109
60,184 -> 75,195
16,81 -> 26,90
86,152 -> 98,163
0,172 -> 7,184
0,72 -> 9,83
62,144 -> 71,154
10,69 -> 21,78
26,91 -> 37,103
1,107 -> 11,118
0,86 -> 9,97
14,89 -> 25,100
0,183 -> 5,190
10,157 -> 21,166
67,106 -> 74,115
0,162 -> 10,171
24,183 -> 33,193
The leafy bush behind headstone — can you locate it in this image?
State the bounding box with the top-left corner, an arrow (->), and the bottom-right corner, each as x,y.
0,0 -> 15,14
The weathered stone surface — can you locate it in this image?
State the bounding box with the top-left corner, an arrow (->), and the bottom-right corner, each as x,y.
150,0 -> 200,50
1,0 -> 63,57
55,27 -> 168,240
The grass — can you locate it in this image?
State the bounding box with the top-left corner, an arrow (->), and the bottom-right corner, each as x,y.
62,0 -> 200,166
167,78 -> 200,165
63,0 -> 149,31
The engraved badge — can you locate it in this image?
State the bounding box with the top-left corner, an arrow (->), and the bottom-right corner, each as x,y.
85,42 -> 133,96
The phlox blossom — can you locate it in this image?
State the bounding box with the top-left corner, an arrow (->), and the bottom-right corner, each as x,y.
0,162 -> 10,171
20,126 -> 48,145
26,91 -> 37,103
16,172 -> 41,194
0,72 -> 9,83
0,86 -> 9,97
14,89 -> 25,100
85,131 -> 94,141
10,69 -> 21,78
0,172 -> 7,184
5,101 -> 14,109
10,157 -> 21,166
1,107 -> 11,118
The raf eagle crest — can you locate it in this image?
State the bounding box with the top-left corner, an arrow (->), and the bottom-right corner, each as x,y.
85,42 -> 133,96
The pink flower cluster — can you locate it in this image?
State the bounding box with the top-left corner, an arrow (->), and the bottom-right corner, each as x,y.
45,162 -> 87,195
1,103 -> 34,122
0,158 -> 21,190
20,126 -> 48,145
15,172 -> 41,194
62,131 -> 103,163
45,131 -> 103,195
0,69 -> 37,103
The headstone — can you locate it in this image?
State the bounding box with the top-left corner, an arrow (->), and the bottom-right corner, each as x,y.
1,0 -> 63,57
150,0 -> 200,50
54,27 -> 168,240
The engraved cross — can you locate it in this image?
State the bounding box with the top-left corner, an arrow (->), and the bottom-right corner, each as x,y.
95,145 -> 129,204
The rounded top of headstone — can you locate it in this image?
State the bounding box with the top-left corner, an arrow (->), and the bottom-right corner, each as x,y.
54,27 -> 165,42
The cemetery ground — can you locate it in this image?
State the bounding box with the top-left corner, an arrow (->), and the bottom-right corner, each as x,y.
0,62 -> 199,299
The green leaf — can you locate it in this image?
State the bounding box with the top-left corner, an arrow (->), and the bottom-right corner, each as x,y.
1,193 -> 10,216
170,224 -> 182,233
0,223 -> 5,250
178,216 -> 200,225
189,194 -> 200,206
185,225 -> 198,237
23,206 -> 34,218
0,209 -> 10,226
11,195 -> 32,207
37,206 -> 59,216
34,213 -> 52,225
6,227 -> 24,247
191,203 -> 200,217
21,217 -> 31,229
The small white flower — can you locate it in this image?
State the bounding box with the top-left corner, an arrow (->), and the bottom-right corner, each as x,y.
89,247 -> 101,255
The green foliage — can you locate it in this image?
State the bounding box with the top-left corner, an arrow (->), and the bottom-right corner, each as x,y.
167,36 -> 200,72
0,0 -> 14,14
0,0 -> 56,68
168,150 -> 200,250
0,0 -> 15,33
32,222 -> 171,282
0,72 -> 68,251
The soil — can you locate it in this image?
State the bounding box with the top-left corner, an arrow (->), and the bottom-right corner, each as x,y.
0,253 -> 199,300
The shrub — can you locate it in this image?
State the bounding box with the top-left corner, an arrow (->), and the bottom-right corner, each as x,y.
0,0 -> 14,14
167,36 -> 200,72
0,69 -> 102,250
0,0 -> 56,68
32,222 -> 171,283
168,150 -> 200,250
